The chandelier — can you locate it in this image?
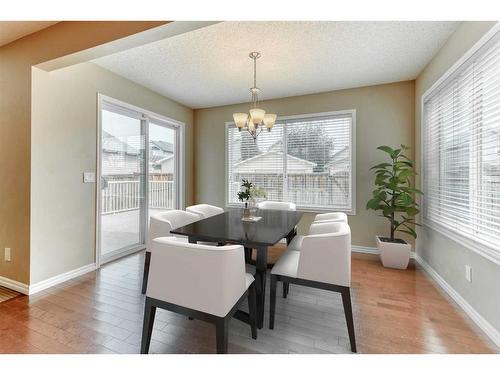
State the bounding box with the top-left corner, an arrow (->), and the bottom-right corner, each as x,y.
232,52 -> 277,140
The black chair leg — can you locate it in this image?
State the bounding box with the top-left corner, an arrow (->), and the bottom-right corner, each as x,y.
341,288 -> 357,353
216,318 -> 229,354
141,251 -> 151,294
269,275 -> 277,329
283,282 -> 289,298
140,297 -> 156,354
248,282 -> 258,339
244,247 -> 252,263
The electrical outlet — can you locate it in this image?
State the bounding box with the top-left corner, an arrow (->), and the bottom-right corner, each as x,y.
4,248 -> 11,262
465,265 -> 472,283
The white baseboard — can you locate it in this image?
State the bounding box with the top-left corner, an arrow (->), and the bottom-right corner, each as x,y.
414,252 -> 500,349
0,275 -> 29,295
352,245 -> 417,259
351,245 -> 379,255
28,263 -> 97,295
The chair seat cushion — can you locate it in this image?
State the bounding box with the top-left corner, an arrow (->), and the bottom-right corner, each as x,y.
287,235 -> 304,251
271,250 -> 300,278
245,273 -> 255,289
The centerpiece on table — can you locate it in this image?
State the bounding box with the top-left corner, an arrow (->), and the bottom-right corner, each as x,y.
237,179 -> 267,221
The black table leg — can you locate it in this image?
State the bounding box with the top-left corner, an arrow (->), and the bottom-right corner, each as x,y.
255,246 -> 268,329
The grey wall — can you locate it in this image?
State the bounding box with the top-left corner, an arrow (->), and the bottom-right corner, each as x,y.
31,62 -> 194,284
415,21 -> 500,334
194,81 -> 415,247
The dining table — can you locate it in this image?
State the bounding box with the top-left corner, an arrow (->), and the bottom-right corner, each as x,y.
170,207 -> 304,329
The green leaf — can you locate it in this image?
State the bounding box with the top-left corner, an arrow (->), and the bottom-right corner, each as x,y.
401,187 -> 424,195
366,198 -> 381,210
398,229 -> 417,239
382,206 -> 396,216
394,161 -> 413,168
370,163 -> 392,170
377,145 -> 395,155
377,191 -> 387,201
391,148 -> 402,159
398,169 -> 415,182
405,207 -> 420,216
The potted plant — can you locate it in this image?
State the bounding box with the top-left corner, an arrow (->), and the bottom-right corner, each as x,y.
366,145 -> 423,269
237,179 -> 266,218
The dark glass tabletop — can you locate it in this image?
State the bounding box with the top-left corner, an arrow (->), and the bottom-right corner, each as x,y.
171,208 -> 303,247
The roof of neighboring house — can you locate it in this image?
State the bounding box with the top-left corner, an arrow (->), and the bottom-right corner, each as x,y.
325,146 -> 350,173
102,131 -> 140,155
157,155 -> 174,164
234,150 -> 316,173
151,140 -> 174,154
102,132 -> 174,158
235,151 -> 316,167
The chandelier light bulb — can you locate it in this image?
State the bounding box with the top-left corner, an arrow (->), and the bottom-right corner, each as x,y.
233,113 -> 248,129
263,113 -> 277,129
250,108 -> 266,125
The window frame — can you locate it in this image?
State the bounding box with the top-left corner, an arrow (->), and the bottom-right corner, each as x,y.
225,110 -> 356,214
421,22 -> 500,265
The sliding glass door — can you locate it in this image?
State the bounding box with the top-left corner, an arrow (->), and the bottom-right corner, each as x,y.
98,97 -> 182,264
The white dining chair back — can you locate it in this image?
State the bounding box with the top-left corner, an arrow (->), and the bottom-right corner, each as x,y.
147,210 -> 200,251
257,201 -> 296,211
297,221 -> 351,287
313,212 -> 348,224
147,237 -> 251,317
186,204 -> 224,219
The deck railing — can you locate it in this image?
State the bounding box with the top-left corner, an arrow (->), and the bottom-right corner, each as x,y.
102,180 -> 174,214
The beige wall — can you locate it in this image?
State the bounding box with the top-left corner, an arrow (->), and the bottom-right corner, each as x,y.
415,21 -> 500,334
0,21 -> 167,285
30,62 -> 194,284
194,81 -> 415,247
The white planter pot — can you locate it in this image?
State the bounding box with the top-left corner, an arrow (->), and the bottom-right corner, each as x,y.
376,236 -> 411,269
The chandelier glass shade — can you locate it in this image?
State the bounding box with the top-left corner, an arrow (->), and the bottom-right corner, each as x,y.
232,52 -> 276,140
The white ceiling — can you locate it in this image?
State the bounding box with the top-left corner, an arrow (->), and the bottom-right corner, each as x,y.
94,21 -> 460,109
0,21 -> 58,46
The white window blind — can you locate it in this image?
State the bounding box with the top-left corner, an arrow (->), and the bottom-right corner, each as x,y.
226,111 -> 355,212
423,29 -> 500,262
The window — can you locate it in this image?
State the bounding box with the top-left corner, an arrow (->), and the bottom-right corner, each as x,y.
226,111 -> 356,212
422,27 -> 500,263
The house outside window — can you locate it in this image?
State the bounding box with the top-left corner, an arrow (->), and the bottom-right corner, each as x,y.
226,110 -> 356,213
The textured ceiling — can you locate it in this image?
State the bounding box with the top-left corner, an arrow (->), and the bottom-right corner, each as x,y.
0,21 -> 58,46
94,21 -> 460,109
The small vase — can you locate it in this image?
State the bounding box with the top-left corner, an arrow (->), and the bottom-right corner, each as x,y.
243,202 -> 251,219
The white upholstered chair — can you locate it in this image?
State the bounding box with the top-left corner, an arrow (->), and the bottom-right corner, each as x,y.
141,210 -> 200,294
314,212 -> 348,224
186,204 -> 224,219
269,221 -> 356,353
141,237 -> 257,354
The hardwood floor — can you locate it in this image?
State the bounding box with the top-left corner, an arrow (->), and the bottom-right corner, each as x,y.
0,249 -> 496,354
0,286 -> 20,303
